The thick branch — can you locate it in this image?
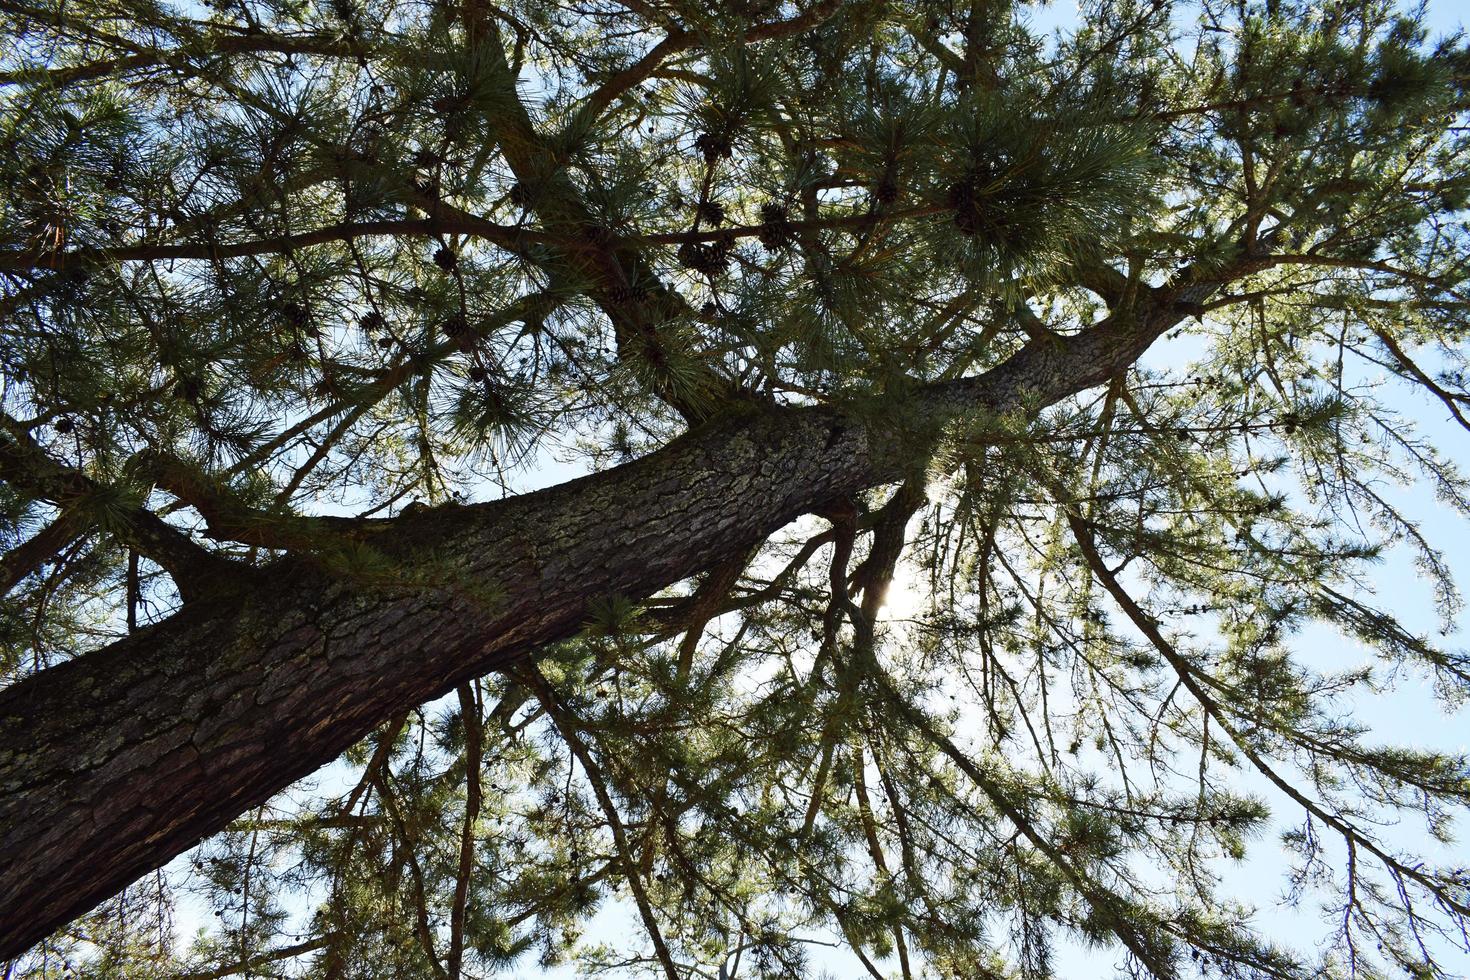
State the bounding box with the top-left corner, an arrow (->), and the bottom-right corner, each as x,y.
473,20 -> 740,422
0,509 -> 87,596
0,420 -> 243,596
0,216 -> 540,272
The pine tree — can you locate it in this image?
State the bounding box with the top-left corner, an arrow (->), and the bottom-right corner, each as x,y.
3,0 -> 1470,976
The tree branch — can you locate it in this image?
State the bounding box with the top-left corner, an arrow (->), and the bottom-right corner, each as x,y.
0,417 -> 246,598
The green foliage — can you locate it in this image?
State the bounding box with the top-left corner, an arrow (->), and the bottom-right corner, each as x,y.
4,0 -> 1470,977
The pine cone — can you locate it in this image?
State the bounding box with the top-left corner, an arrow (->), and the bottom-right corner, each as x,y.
696,200 -> 726,226
677,242 -> 730,276
431,95 -> 467,116
694,131 -> 733,162
442,315 -> 474,350
432,246 -> 458,271
758,204 -> 793,251
948,178 -> 981,236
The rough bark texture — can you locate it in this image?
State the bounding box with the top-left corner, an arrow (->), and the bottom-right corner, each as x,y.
0,296 -> 1190,956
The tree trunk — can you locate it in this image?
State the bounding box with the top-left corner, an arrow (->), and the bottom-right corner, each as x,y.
0,302 -> 1179,957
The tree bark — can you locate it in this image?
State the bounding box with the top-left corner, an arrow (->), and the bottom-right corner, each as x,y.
0,296 -> 1188,957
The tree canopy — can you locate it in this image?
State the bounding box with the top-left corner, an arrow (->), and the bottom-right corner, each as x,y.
3,0 -> 1470,976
